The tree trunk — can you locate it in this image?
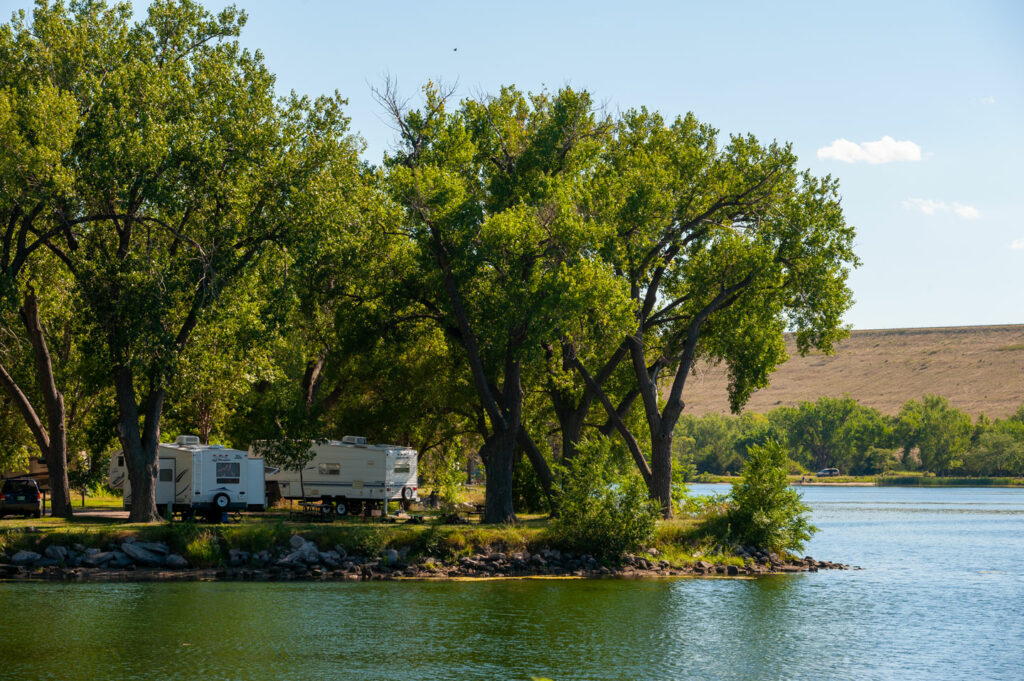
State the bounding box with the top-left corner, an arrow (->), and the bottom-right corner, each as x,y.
19,294 -> 72,518
113,366 -> 162,522
650,428 -> 675,518
482,427 -> 517,524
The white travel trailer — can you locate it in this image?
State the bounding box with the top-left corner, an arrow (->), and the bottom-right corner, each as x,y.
263,436 -> 418,515
109,435 -> 266,517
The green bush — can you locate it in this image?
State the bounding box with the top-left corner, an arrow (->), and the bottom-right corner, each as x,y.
512,457 -> 550,513
183,530 -> 223,567
545,437 -> 658,559
726,440 -> 816,552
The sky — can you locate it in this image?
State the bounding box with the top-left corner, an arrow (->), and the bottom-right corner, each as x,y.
3,0 -> 1022,330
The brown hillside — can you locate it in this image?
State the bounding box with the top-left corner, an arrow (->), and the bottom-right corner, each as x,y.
681,324 -> 1024,418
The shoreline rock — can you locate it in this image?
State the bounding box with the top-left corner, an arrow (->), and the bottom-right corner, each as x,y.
0,534 -> 856,583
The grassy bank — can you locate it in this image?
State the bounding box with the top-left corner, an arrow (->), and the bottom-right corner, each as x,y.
0,513 -> 739,569
875,475 -> 1024,487
690,473 -> 1024,487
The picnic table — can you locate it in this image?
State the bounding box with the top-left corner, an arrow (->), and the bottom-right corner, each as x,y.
289,500 -> 333,523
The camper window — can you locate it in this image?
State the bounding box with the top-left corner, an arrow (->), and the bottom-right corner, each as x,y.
216,462 -> 240,484
394,461 -> 411,473
159,469 -> 173,482
318,463 -> 341,476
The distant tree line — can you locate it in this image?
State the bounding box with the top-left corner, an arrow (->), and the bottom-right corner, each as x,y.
673,395 -> 1024,478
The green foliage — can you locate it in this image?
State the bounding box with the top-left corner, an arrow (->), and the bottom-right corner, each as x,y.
780,396 -> 893,474
547,438 -> 658,558
183,530 -> 223,568
896,395 -> 972,475
0,394 -> 31,473
725,440 -> 816,552
513,456 -> 550,514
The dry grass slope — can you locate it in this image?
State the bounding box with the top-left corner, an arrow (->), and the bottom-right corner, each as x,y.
682,324 -> 1024,418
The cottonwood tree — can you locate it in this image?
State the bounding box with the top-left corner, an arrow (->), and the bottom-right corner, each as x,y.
381,83 -> 623,522
0,26 -> 81,515
6,0 -> 361,521
572,109 -> 857,516
896,395 -> 972,475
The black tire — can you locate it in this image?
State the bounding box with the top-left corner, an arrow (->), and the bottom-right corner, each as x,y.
213,493 -> 230,510
334,499 -> 347,516
349,500 -> 363,517
401,486 -> 414,501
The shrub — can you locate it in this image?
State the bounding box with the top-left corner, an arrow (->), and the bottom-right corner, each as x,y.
727,440 -> 816,552
183,530 -> 222,567
546,437 -> 658,559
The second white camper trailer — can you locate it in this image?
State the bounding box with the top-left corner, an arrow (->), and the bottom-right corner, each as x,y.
109,435 -> 266,517
264,436 -> 418,515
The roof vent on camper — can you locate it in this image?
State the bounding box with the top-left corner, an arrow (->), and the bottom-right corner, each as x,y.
176,435 -> 201,446
341,435 -> 368,446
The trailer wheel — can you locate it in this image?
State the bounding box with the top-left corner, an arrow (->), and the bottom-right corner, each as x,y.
213,493 -> 230,510
349,500 -> 363,517
334,500 -> 347,516
401,486 -> 414,501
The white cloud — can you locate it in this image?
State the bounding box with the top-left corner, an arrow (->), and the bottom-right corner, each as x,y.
817,136 -> 922,164
951,203 -> 980,220
903,198 -> 981,220
981,96 -> 996,105
1011,239 -> 1024,251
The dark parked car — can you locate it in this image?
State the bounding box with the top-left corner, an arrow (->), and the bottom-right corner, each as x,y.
0,478 -> 43,518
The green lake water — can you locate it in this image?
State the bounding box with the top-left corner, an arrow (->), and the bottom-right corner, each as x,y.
1,485 -> 1022,680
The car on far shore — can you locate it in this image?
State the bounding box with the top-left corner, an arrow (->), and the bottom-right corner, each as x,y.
816,468 -> 841,477
0,478 -> 43,518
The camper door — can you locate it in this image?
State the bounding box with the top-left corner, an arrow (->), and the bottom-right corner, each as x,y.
156,457 -> 175,506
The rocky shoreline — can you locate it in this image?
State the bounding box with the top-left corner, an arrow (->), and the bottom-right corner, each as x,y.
0,534 -> 854,583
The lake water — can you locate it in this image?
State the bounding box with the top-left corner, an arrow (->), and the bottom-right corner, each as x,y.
1,485 -> 1022,680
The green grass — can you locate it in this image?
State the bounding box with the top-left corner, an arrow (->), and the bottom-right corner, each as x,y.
876,475 -> 1024,487
0,511 -> 732,566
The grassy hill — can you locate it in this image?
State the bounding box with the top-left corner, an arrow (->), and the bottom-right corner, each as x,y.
681,324 -> 1024,418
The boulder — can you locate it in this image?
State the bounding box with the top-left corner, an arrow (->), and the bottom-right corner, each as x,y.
333,545 -> 347,560
44,545 -> 68,562
276,551 -> 304,567
121,542 -> 165,567
135,542 -> 170,556
165,554 -> 190,569
299,544 -> 320,564
11,551 -> 41,566
289,534 -> 307,550
726,564 -> 739,576
647,547 -> 660,557
82,551 -> 114,567
111,551 -> 134,568
228,549 -> 251,567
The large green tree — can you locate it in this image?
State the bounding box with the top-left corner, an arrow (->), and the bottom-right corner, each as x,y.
0,16 -> 80,515
575,109 -> 858,516
6,0 -> 360,521
896,395 -> 972,475
382,83 -> 627,522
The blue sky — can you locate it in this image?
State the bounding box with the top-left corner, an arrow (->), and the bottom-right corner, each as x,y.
3,0 -> 1022,330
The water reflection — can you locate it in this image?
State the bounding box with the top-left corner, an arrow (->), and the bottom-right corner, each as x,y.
2,486 -> 1024,680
